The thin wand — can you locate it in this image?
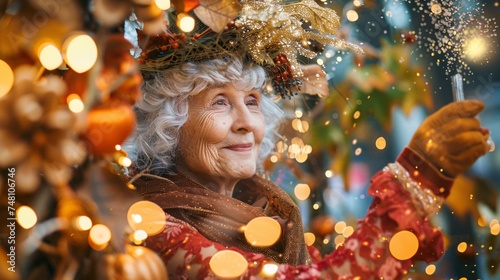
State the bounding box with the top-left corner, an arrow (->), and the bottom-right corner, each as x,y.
451,73 -> 495,152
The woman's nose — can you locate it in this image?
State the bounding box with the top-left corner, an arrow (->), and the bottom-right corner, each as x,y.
232,104 -> 259,133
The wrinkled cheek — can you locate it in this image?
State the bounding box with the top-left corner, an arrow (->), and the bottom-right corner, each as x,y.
184,144 -> 224,177
206,122 -> 230,143
254,118 -> 266,145
181,143 -> 214,170
200,145 -> 222,173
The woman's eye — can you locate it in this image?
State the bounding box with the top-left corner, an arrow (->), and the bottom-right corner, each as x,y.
246,99 -> 259,107
212,98 -> 227,106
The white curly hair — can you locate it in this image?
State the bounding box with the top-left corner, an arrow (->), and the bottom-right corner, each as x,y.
124,56 -> 284,175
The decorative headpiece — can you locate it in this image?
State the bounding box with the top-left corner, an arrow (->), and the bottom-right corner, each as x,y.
137,0 -> 362,98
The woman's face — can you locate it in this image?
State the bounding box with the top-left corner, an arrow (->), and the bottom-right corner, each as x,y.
177,84 -> 265,184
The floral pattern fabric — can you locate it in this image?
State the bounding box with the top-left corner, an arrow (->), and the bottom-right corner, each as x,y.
145,148 -> 453,279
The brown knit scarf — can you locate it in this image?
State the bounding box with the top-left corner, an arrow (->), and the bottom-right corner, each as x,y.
133,172 -> 311,266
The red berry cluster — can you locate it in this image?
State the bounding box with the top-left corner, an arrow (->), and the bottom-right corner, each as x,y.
138,33 -> 186,63
225,20 -> 239,31
269,53 -> 302,98
272,53 -> 294,82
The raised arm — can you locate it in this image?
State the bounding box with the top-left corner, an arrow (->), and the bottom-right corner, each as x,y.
145,100 -> 490,279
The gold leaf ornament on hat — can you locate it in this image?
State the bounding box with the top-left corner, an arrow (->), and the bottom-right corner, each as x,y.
138,0 -> 362,97
193,0 -> 242,32
235,0 -> 363,77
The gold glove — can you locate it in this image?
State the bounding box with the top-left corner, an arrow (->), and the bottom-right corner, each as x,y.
408,100 -> 490,177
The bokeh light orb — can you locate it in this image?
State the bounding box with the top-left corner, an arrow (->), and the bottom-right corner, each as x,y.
304,232 -> 316,246
67,93 -> 84,113
154,0 -> 171,10
294,183 -> 310,200
127,201 -> 166,236
261,263 -> 278,277
244,217 -> 281,247
389,230 -> 419,260
177,13 -> 195,32
457,241 -> 468,253
346,10 -> 359,22
63,34 -> 98,73
17,206 -> 37,229
39,43 -> 63,70
375,137 -> 387,150
334,221 -> 346,234
209,250 -> 248,278
89,224 -> 111,250
425,264 -> 436,275
0,60 -> 14,97
74,215 -> 92,231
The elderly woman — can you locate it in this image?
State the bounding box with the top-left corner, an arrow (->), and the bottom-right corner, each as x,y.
125,54 -> 490,279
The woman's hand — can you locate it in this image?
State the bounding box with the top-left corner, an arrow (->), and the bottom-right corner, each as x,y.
296,64 -> 329,97
408,100 -> 490,177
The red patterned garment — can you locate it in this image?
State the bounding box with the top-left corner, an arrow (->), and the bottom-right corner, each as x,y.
144,147 -> 453,279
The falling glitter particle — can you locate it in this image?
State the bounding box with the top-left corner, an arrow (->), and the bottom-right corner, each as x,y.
425,264 -> 437,275
457,241 -> 468,253
375,137 -> 387,150
491,224 -> 500,235
431,3 -> 442,15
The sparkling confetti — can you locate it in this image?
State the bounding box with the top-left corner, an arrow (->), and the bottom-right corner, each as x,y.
404,0 -> 497,77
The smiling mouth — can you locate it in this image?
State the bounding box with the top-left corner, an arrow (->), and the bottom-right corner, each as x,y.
226,143 -> 253,152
